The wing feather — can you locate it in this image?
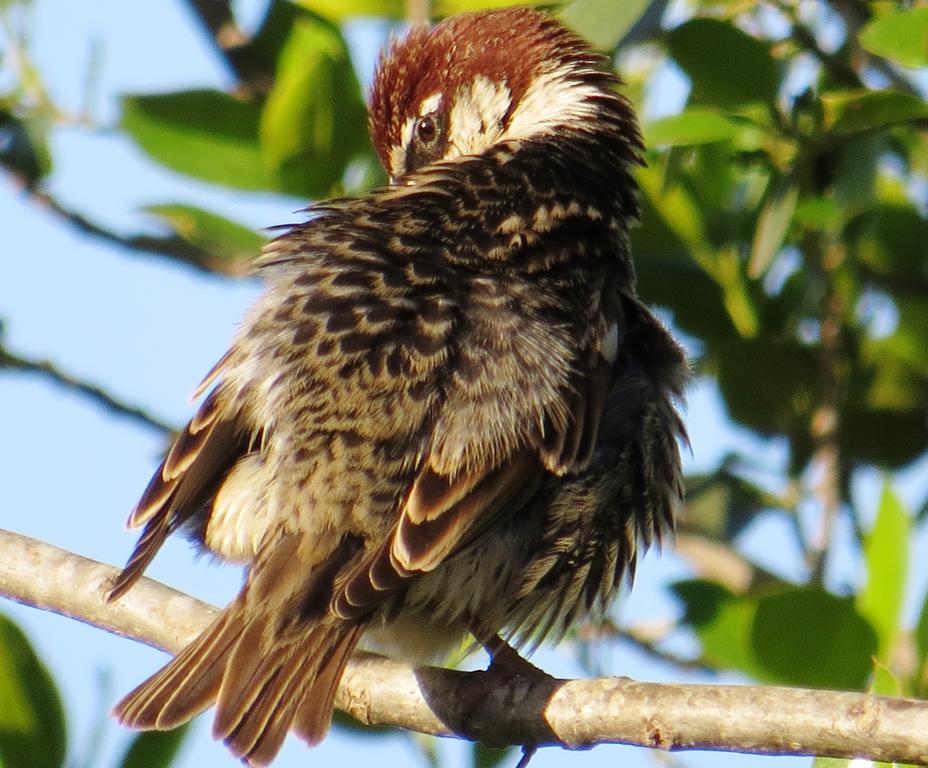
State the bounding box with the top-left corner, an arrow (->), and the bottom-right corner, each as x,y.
331,286 -> 620,623
109,374 -> 248,602
334,450 -> 541,618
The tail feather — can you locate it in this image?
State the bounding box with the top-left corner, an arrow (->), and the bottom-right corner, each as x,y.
219,639 -> 318,762
212,617 -> 274,723
114,602 -> 240,730
214,622 -> 365,765
114,587 -> 365,767
293,624 -> 365,746
157,611 -> 242,725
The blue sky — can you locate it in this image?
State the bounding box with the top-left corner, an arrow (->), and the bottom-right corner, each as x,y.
2,2 -> 924,768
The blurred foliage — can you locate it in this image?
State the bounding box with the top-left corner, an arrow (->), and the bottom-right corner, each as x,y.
0,615 -> 66,768
0,612 -> 190,768
142,204 -> 268,265
116,726 -> 191,768
2,0 -> 928,766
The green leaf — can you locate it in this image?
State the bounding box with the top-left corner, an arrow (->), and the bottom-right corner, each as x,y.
667,18 -> 778,107
640,166 -> 760,337
330,709 -> 392,738
869,661 -> 901,697
121,90 -> 272,191
683,467 -> 776,540
714,338 -> 817,437
118,725 -> 190,768
672,580 -> 762,676
471,743 -> 515,768
0,615 -> 67,768
715,248 -> 759,338
143,204 -> 267,263
856,483 -> 909,661
631,193 -> 733,341
840,407 -> 928,470
749,180 -> 798,278
0,110 -> 52,184
838,139 -> 884,219
559,0 -> 650,51
259,15 -> 370,198
636,165 -> 707,253
890,297 -> 928,374
412,732 -> 440,768
290,0 -> 403,21
857,344 -> 926,411
675,581 -> 882,689
635,164 -> 756,341
915,590 -> 928,685
823,90 -> 928,135
844,296 -> 928,472
793,197 -> 841,229
644,108 -> 741,147
853,202 -> 928,295
860,8 -> 928,68
436,0 -> 532,14
751,587 -> 878,689
248,0 -> 309,66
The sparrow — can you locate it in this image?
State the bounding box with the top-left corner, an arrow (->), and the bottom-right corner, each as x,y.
107,6 -> 688,765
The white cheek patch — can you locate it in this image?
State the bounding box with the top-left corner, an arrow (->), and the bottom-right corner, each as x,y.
418,91 -> 442,116
448,75 -> 512,159
506,64 -> 603,140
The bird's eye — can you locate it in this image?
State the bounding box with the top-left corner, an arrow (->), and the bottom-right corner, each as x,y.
404,112 -> 446,175
416,115 -> 438,144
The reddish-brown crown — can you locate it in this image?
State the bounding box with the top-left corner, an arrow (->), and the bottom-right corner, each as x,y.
368,7 -> 612,178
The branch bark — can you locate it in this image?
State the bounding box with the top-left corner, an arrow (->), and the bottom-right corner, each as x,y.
1,528 -> 927,764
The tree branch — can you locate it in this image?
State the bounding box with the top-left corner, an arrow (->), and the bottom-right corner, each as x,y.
405,0 -> 430,25
807,238 -> 847,581
6,178 -> 250,278
575,618 -> 716,675
1,528 -> 926,764
181,0 -> 277,96
0,346 -> 174,435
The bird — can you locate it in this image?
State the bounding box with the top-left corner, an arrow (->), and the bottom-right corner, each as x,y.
107,6 -> 688,765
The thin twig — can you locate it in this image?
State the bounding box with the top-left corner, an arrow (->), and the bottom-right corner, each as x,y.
768,0 -> 920,97
405,0 -> 430,25
181,0 -> 276,96
673,532 -> 757,593
808,239 -> 846,582
784,18 -> 860,90
576,619 -> 717,675
2,530 -> 928,764
9,179 -> 250,277
0,347 -> 174,435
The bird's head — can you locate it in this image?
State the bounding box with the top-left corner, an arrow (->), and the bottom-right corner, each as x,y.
368,7 -> 634,183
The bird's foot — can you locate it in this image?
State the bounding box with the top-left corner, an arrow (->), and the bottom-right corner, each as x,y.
480,633 -> 548,681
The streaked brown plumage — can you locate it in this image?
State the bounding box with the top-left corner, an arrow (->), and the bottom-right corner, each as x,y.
108,6 -> 688,765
